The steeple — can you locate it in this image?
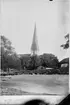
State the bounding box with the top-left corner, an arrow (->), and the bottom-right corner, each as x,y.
31,23 -> 39,56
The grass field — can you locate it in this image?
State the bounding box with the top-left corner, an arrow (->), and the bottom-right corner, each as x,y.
0,74 -> 69,95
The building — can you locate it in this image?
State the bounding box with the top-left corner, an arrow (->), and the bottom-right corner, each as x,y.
31,23 -> 39,56
59,58 -> 69,67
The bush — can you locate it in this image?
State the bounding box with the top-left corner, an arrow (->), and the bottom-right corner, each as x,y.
35,67 -> 63,75
20,66 -> 69,75
0,72 -> 8,76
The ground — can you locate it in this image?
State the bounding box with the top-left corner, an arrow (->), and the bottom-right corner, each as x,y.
0,74 -> 69,95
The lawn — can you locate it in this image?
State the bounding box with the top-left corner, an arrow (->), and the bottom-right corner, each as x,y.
0,74 -> 69,95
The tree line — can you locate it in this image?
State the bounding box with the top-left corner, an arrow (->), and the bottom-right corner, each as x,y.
0,34 -> 69,75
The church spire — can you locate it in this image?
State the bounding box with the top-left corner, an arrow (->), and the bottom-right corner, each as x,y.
31,23 -> 39,56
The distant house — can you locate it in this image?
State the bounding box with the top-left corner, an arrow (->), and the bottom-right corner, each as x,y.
59,58 -> 69,67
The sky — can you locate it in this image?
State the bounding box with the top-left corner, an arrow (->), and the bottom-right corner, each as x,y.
1,0 -> 69,60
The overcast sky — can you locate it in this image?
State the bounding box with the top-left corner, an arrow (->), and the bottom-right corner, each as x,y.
1,0 -> 69,60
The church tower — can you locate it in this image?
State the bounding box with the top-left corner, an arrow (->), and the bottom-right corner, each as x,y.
31,23 -> 39,56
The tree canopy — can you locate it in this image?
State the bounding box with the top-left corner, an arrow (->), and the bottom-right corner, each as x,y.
1,35 -> 21,71
40,53 -> 59,68
61,34 -> 69,49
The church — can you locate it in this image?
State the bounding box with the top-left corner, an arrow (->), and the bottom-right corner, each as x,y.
31,23 -> 39,56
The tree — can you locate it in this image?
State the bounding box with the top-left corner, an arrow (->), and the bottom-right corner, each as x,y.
60,34 -> 69,74
61,34 -> 69,49
20,54 -> 41,70
7,54 -> 21,70
1,35 -> 15,55
1,35 -> 13,71
20,54 -> 31,69
27,55 -> 41,70
1,35 -> 21,72
1,53 -> 8,71
40,53 -> 59,68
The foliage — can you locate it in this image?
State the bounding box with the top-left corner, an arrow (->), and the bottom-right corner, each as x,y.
1,35 -> 15,55
27,55 -> 41,70
1,35 -> 69,75
61,34 -> 69,49
1,35 -> 21,72
39,53 -> 59,68
20,53 -> 61,74
7,54 -> 21,70
20,67 -> 69,75
20,54 -> 41,70
20,54 -> 31,69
